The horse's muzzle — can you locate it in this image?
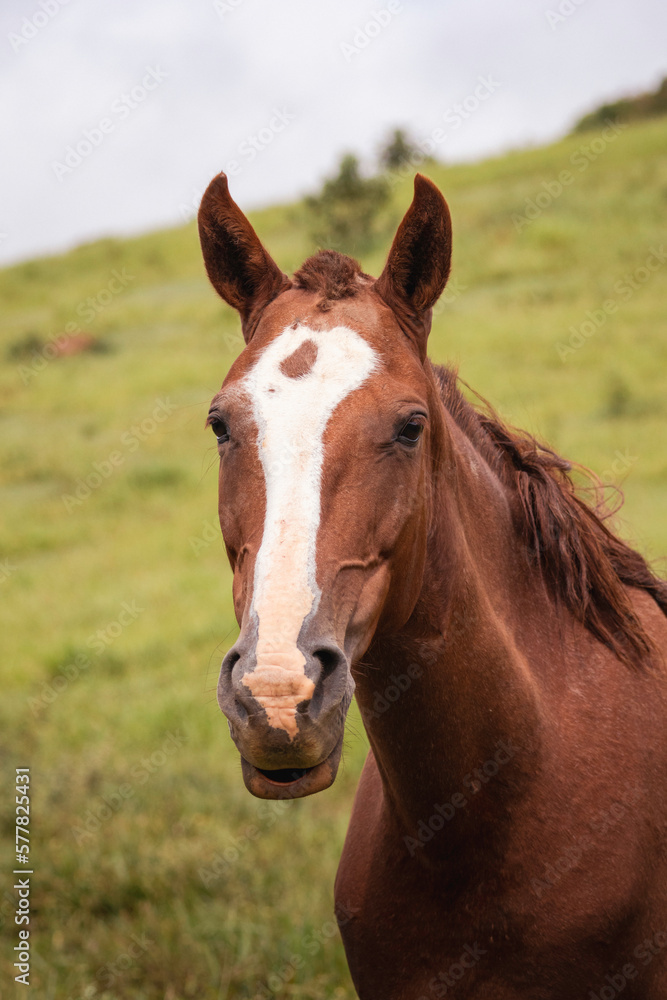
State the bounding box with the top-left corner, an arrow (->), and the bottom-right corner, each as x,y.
217,631 -> 353,799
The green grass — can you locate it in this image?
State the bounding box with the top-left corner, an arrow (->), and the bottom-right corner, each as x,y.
1,115 -> 666,999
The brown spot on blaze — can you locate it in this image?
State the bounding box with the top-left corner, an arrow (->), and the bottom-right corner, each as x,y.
279,339 -> 318,379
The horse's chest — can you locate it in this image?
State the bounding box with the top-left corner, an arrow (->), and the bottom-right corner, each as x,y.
336,830 -> 497,998
335,783 -> 663,999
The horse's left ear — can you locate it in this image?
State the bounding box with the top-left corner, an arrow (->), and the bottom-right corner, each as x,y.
198,172 -> 290,342
375,174 -> 452,359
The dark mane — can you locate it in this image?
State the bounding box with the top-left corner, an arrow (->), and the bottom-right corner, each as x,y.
293,251 -> 370,309
433,364 -> 667,668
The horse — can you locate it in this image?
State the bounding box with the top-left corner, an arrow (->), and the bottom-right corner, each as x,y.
197,171 -> 667,998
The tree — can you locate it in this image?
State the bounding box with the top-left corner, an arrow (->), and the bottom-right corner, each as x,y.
305,154 -> 389,253
379,128 -> 419,171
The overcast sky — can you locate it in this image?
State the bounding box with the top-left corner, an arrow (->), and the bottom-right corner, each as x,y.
1,0 -> 665,266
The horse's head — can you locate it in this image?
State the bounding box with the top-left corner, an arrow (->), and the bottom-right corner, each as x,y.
199,172 -> 452,799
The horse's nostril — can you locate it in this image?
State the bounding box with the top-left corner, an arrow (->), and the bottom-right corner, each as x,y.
225,650 -> 240,674
313,647 -> 340,679
219,648 -> 248,721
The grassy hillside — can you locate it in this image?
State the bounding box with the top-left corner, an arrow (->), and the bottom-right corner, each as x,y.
1,115 -> 666,999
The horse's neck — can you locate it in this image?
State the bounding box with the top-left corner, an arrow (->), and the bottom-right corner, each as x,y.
357,417 -> 545,841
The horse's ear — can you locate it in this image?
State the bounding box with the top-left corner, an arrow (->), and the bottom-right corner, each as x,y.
198,173 -> 290,342
375,174 -> 452,358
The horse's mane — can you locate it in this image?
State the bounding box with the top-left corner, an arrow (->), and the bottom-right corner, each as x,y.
433,364 -> 667,668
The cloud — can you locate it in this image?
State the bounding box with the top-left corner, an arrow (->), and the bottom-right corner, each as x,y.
0,0 -> 665,264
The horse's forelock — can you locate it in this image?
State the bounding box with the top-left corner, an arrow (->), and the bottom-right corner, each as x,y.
292,251 -> 371,307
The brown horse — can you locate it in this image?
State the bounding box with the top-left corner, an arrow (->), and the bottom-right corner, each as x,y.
198,172 -> 667,998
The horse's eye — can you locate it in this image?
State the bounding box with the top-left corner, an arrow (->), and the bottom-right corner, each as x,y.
398,419 -> 424,445
210,418 -> 229,444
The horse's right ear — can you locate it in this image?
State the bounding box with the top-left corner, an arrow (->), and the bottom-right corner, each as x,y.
198,173 -> 290,342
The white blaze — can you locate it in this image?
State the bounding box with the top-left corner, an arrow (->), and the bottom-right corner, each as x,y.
243,323 -> 377,736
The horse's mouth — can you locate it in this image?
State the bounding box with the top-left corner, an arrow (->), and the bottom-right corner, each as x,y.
256,765 -> 313,783
240,735 -> 344,799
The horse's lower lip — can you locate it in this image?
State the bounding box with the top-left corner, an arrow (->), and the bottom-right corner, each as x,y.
240,736 -> 344,800
255,765 -> 315,784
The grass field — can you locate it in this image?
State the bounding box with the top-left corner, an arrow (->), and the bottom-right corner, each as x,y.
1,115 -> 666,999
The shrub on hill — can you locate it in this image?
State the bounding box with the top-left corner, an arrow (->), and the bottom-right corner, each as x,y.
378,128 -> 421,171
305,153 -> 390,254
573,76 -> 667,132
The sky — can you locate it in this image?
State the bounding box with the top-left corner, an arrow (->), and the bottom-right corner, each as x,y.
1,0 -> 665,266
